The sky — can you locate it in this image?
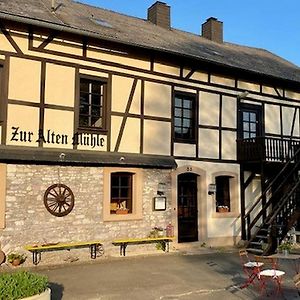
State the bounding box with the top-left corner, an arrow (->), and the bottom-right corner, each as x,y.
77,0 -> 300,67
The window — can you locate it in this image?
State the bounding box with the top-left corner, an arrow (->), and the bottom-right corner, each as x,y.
216,175 -> 232,212
103,168 -> 143,221
110,172 -> 133,214
79,77 -> 107,129
174,92 -> 196,142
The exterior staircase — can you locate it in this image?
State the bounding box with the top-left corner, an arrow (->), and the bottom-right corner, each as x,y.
244,146 -> 300,255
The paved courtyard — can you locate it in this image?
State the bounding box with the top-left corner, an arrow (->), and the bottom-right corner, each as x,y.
32,250 -> 300,300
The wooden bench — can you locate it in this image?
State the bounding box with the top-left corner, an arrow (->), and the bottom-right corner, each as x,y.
25,241 -> 103,265
112,237 -> 174,256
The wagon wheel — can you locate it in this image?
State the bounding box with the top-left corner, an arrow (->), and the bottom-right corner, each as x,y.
44,184 -> 75,217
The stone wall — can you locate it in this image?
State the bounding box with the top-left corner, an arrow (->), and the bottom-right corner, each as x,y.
0,164 -> 172,266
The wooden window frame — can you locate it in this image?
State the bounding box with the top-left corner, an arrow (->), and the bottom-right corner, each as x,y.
0,66 -> 3,124
78,74 -> 108,133
103,167 -> 143,221
173,91 -> 196,144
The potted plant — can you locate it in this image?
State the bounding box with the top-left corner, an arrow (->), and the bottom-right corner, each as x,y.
217,205 -> 229,213
115,207 -> 129,214
278,240 -> 293,255
7,252 -> 27,266
0,270 -> 51,300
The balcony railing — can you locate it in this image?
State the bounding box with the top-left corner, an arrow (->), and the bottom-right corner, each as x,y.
237,136 -> 300,163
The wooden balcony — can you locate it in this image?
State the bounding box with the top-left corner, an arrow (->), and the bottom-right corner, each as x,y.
237,137 -> 300,163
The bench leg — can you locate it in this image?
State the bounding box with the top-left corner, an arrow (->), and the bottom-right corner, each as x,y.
120,243 -> 128,256
90,244 -> 96,259
32,251 -> 41,265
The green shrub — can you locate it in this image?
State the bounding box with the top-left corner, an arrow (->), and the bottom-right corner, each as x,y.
0,271 -> 48,300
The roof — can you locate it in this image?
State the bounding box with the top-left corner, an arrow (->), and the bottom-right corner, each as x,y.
1,0 -> 300,85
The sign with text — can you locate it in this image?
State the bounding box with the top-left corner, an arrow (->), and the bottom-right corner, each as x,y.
9,126 -> 106,150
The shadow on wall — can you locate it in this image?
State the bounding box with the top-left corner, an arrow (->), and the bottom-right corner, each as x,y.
49,282 -> 64,300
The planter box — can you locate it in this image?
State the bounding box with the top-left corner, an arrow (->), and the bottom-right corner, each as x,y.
116,209 -> 129,214
22,288 -> 51,300
217,207 -> 229,213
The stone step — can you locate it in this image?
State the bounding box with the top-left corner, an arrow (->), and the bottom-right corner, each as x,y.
247,248 -> 264,255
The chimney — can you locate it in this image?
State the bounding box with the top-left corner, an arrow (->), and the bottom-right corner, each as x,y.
147,1 -> 171,29
202,17 -> 223,43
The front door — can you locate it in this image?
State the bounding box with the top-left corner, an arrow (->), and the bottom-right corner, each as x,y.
177,173 -> 198,243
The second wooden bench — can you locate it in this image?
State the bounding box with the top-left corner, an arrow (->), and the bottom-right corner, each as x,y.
112,237 -> 173,256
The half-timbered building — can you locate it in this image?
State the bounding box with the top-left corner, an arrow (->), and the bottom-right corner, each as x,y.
0,0 -> 300,261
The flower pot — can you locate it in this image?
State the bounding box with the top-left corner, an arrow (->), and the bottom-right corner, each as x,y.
283,249 -> 289,256
21,288 -> 51,300
217,207 -> 229,213
116,209 -> 129,214
11,258 -> 21,266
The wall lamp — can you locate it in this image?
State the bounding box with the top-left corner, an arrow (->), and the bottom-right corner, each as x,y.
237,91 -> 249,99
157,183 -> 166,195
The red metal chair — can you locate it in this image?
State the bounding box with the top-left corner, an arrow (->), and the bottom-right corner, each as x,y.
254,255 -> 285,297
239,249 -> 263,288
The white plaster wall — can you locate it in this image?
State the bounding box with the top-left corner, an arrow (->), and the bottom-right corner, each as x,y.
175,160 -> 241,240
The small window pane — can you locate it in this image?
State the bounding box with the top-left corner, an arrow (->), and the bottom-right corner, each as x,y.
183,100 -> 192,109
175,97 -> 182,107
175,108 -> 182,117
243,112 -> 249,121
183,118 -> 190,128
250,113 -> 256,122
243,123 -> 249,131
183,109 -> 191,118
92,82 -> 101,94
243,132 -> 250,139
250,123 -> 256,132
79,116 -> 89,127
80,80 -> 89,93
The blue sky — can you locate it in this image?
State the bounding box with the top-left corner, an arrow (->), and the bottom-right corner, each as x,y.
78,0 -> 300,67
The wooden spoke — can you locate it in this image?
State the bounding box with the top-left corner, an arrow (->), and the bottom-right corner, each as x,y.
44,184 -> 75,217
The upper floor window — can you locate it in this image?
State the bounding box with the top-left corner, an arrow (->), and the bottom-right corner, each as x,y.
174,92 -> 196,142
79,77 -> 107,129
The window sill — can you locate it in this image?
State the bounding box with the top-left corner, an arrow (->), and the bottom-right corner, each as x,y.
103,212 -> 143,222
77,127 -> 108,134
212,212 -> 239,218
174,139 -> 196,145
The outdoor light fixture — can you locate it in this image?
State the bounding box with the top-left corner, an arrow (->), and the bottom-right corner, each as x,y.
157,182 -> 166,195
208,183 -> 216,195
237,91 -> 249,99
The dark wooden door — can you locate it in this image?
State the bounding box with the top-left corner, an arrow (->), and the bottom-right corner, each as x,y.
177,173 -> 198,243
238,103 -> 263,139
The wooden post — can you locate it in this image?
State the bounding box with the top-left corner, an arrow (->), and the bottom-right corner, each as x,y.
240,165 -> 246,240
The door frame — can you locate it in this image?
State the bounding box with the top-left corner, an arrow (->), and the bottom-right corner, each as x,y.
171,165 -> 207,243
237,103 -> 264,139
